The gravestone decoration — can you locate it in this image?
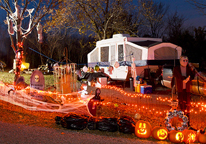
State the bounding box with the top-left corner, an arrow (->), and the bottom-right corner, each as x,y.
30,70 -> 45,90
16,76 -> 25,85
15,76 -> 28,90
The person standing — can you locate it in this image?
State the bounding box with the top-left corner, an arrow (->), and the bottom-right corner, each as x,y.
131,57 -> 137,87
171,55 -> 195,127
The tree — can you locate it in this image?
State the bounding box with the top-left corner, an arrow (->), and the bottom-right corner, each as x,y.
46,0 -> 139,40
186,0 -> 206,15
138,0 -> 168,37
164,11 -> 186,42
0,0 -> 61,83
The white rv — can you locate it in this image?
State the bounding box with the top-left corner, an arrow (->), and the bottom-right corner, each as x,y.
87,34 -> 182,81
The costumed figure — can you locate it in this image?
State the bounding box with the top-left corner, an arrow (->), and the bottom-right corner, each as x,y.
131,57 -> 137,87
171,55 -> 195,127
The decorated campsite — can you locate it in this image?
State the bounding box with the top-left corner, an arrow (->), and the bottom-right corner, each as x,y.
0,0 -> 206,144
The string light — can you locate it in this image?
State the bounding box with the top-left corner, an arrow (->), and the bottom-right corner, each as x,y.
0,82 -> 206,115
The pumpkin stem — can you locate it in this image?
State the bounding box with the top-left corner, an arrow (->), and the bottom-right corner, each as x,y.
204,127 -> 206,133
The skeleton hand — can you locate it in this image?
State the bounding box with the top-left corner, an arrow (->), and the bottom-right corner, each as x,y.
183,76 -> 190,83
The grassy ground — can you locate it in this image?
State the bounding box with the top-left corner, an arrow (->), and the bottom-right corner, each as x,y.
0,71 -> 54,89
0,71 -> 205,143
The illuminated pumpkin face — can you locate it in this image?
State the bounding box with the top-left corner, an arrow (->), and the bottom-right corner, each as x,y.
152,126 -> 168,141
183,129 -> 197,143
135,120 -> 152,138
187,133 -> 196,143
176,132 -> 184,141
157,129 -> 168,140
169,130 -> 184,143
138,123 -> 147,135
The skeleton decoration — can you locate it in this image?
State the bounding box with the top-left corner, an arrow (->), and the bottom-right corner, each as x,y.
165,109 -> 188,131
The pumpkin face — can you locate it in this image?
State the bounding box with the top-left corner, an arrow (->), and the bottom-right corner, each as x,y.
168,130 -> 184,143
152,126 -> 168,140
135,120 -> 152,138
182,129 -> 197,143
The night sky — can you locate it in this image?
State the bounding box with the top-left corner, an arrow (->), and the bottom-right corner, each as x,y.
155,0 -> 206,27
0,0 -> 205,28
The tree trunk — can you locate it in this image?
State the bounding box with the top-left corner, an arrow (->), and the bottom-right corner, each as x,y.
14,19 -> 23,84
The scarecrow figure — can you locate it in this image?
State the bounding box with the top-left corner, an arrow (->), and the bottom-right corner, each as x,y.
171,55 -> 195,127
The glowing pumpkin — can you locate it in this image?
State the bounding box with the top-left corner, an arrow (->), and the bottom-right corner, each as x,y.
168,130 -> 184,143
152,126 -> 168,140
182,129 -> 197,143
197,128 -> 206,144
135,120 -> 152,138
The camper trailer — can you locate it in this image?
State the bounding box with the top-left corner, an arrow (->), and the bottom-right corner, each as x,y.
87,34 -> 182,83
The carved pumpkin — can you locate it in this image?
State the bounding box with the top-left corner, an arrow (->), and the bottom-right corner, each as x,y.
168,130 -> 184,143
197,128 -> 206,144
135,120 -> 152,138
182,129 -> 197,143
152,126 -> 168,140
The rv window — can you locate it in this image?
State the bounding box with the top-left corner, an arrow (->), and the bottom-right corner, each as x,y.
101,46 -> 109,62
118,45 -> 123,61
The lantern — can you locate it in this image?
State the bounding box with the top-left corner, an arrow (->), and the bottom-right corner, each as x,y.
135,120 -> 152,138
152,126 -> 168,140
182,129 -> 197,143
197,128 -> 206,144
168,130 -> 184,143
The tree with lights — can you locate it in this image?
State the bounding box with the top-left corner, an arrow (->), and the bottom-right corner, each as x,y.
0,0 -> 61,84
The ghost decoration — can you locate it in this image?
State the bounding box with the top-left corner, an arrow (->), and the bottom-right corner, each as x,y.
7,17 -> 14,35
36,23 -> 43,43
78,84 -> 88,98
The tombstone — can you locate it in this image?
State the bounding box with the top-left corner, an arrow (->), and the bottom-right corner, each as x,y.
15,76 -> 28,90
30,70 -> 45,90
16,76 -> 25,85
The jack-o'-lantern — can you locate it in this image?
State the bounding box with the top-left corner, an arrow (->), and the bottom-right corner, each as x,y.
168,130 -> 184,143
197,127 -> 206,144
152,126 -> 168,140
135,120 -> 152,138
182,129 -> 197,143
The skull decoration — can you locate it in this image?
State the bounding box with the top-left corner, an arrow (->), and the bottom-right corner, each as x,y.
177,126 -> 184,131
165,117 -> 170,123
167,111 -> 174,119
182,116 -> 188,123
173,109 -> 177,117
35,75 -> 40,82
177,110 -> 184,118
165,109 -> 188,132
